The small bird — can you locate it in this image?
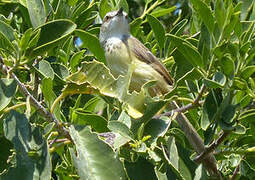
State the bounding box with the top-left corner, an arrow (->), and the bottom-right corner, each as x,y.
99,8 -> 173,96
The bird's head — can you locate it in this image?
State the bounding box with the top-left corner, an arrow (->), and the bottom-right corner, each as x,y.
99,8 -> 130,44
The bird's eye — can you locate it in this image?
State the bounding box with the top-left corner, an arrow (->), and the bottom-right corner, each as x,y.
104,16 -> 110,22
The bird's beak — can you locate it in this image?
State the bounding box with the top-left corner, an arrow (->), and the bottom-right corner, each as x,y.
117,8 -> 123,16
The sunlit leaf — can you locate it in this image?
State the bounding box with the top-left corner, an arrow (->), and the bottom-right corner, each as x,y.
70,125 -> 127,180
0,79 -> 17,112
2,111 -> 51,180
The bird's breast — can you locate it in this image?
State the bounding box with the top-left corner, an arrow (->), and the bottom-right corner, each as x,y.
104,37 -> 131,77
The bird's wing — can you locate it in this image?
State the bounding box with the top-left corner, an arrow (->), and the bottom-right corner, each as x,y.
126,36 -> 174,85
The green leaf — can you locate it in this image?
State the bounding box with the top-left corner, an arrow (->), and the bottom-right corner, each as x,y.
151,7 -> 176,18
72,111 -> 108,133
108,121 -> 134,140
27,0 -> 46,28
70,50 -> 85,72
130,18 -> 143,37
198,23 -> 211,66
66,60 -> 145,118
19,28 -> 33,51
116,0 -> 129,13
69,126 -> 127,180
75,29 -> 106,64
190,0 -> 215,34
99,0 -> 113,19
0,20 -> 16,42
201,89 -> 222,129
167,34 -> 203,68
203,72 -> 226,88
147,14 -> 165,50
0,78 -> 17,112
38,60 -> 55,79
215,0 -> 226,30
30,19 -> 76,57
240,66 -> 255,80
2,110 -> 51,180
144,116 -> 171,144
125,157 -> 158,180
219,55 -> 235,76
0,31 -> 16,54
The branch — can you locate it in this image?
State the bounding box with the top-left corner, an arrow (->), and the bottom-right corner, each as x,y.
155,85 -> 222,177
194,131 -> 231,163
0,61 -> 70,139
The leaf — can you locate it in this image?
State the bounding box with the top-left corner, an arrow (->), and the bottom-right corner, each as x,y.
198,23 -> 211,66
151,7 -> 176,18
27,0 -> 46,28
167,34 -> 204,68
108,121 -> 134,140
190,0 -> 215,34
69,125 -> 127,180
147,14 -> 165,50
99,0 -> 113,19
0,78 -> 17,112
0,31 -> 16,54
219,55 -> 235,76
75,29 -> 106,64
240,66 -> 255,80
116,0 -> 129,13
2,110 -> 51,180
167,137 -> 179,170
201,89 -> 222,129
169,19 -> 188,36
144,116 -> 171,144
125,157 -> 158,180
30,19 -> 76,57
203,72 -> 226,88
19,28 -> 33,51
215,0 -> 226,30
38,60 -> 55,79
0,20 -> 16,42
130,18 -> 143,37
72,111 -> 108,133
70,50 -> 85,72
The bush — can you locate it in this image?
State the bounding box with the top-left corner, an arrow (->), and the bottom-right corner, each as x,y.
1,0 -> 255,179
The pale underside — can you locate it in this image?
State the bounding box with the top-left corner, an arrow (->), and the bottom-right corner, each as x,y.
104,36 -> 172,96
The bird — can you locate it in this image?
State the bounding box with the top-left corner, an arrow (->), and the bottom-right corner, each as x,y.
99,8 -> 173,96
99,8 -> 219,175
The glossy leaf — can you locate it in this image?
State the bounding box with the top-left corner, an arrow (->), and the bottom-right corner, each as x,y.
30,20 -> 76,57
75,29 -> 106,64
2,111 -> 51,180
190,0 -> 215,33
70,126 -> 127,180
72,111 -> 108,133
167,34 -> 204,68
27,0 -> 46,28
147,14 -> 165,50
240,66 -> 255,80
108,121 -> 134,140
0,78 -> 17,112
151,7 -> 176,18
99,0 -> 112,19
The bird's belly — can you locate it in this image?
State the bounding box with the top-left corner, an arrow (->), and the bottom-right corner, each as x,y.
104,38 -> 171,95
104,39 -> 130,77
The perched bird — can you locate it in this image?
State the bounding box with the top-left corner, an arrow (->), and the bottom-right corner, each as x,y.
99,8 -> 173,96
99,8 -> 219,175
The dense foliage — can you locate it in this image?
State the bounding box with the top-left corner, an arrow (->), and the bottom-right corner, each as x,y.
1,0 -> 255,179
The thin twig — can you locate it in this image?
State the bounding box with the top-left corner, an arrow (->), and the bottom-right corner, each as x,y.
154,85 -> 207,119
194,131 -> 231,163
0,61 -> 70,139
230,158 -> 242,180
